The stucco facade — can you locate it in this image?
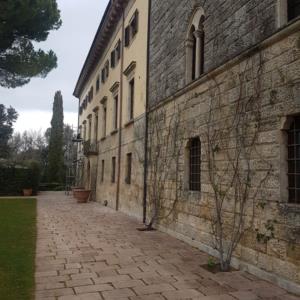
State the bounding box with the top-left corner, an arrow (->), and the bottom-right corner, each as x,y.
74,0 -> 149,219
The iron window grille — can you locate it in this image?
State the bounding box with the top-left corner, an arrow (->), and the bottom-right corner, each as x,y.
287,116 -> 300,204
189,137 -> 201,191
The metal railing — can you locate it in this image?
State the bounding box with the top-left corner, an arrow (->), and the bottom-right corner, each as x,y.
83,140 -> 99,156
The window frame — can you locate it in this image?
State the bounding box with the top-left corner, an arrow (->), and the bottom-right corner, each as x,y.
128,78 -> 135,121
189,137 -> 201,192
113,94 -> 119,130
287,115 -> 300,204
111,156 -> 116,183
101,159 -> 105,183
125,153 -> 132,184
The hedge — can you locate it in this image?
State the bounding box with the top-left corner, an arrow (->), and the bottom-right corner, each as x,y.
0,164 -> 40,196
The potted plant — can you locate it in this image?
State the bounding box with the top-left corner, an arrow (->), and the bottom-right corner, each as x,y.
23,188 -> 33,196
22,167 -> 33,196
71,186 -> 84,196
74,189 -> 91,203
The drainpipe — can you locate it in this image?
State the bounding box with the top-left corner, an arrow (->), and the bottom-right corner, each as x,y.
143,0 -> 152,224
116,7 -> 125,211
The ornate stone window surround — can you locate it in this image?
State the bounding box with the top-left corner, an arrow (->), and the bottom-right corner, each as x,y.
124,61 -> 136,123
100,96 -> 108,139
110,81 -> 120,133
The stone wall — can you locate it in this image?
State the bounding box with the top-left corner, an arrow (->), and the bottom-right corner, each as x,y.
149,0 -> 277,106
147,24 -> 300,291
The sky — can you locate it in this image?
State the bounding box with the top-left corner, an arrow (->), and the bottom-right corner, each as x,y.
0,0 -> 109,133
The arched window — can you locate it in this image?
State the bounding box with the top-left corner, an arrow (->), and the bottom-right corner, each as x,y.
189,137 -> 201,191
288,0 -> 300,21
277,0 -> 300,27
186,7 -> 205,83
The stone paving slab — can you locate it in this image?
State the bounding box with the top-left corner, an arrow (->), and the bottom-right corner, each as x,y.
35,192 -> 300,300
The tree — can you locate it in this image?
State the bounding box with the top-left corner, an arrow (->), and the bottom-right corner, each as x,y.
145,101 -> 187,230
0,104 -> 18,158
203,55 -> 274,271
47,91 -> 64,183
0,0 -> 62,88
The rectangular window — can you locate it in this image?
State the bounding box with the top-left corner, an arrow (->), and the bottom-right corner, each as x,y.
96,76 -> 100,92
125,153 -> 132,184
128,78 -> 135,120
287,116 -> 300,204
88,117 -> 92,141
111,156 -> 116,183
131,10 -> 139,37
113,95 -> 118,130
111,50 -> 116,68
101,68 -> 105,83
116,40 -> 121,60
103,105 -> 107,137
125,26 -> 130,47
189,137 -> 201,191
94,113 -> 99,141
105,60 -> 109,79
101,160 -> 105,183
288,0 -> 300,21
83,123 -> 87,141
125,10 -> 139,47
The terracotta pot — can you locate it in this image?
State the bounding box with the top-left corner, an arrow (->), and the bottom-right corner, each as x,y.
72,187 -> 84,197
74,189 -> 91,203
23,188 -> 33,196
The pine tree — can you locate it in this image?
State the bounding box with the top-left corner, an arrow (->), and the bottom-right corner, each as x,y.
47,91 -> 64,183
0,0 -> 62,88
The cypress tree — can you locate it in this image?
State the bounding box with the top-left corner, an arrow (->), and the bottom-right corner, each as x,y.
47,91 -> 64,183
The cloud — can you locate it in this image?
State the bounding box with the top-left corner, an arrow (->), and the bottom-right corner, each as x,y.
14,110 -> 78,133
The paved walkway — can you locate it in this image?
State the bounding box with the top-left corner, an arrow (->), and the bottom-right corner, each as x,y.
35,192 -> 299,300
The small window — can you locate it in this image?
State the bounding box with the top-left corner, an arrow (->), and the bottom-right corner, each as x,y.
125,153 -> 132,184
113,95 -> 118,130
131,10 -> 139,37
101,160 -> 105,183
102,104 -> 107,137
288,0 -> 300,21
111,156 -> 116,183
189,137 -> 201,191
105,60 -> 109,78
96,76 -> 100,92
125,10 -> 139,47
287,116 -> 300,204
128,78 -> 135,120
88,117 -> 92,141
101,68 -> 105,83
88,87 -> 94,102
116,40 -> 121,60
94,113 -> 99,141
125,26 -> 130,47
111,50 -> 116,68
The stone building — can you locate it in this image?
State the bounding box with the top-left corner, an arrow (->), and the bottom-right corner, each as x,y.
147,0 -> 300,294
73,0 -> 149,218
74,0 -> 300,294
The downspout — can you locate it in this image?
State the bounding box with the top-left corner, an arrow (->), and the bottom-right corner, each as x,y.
143,0 -> 152,223
116,7 -> 125,211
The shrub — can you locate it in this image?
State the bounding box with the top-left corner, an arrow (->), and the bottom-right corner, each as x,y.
0,160 -> 41,196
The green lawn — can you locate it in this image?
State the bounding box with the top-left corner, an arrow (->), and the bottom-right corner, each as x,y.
0,198 -> 37,300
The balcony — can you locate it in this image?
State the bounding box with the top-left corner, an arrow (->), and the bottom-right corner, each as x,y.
83,140 -> 99,156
